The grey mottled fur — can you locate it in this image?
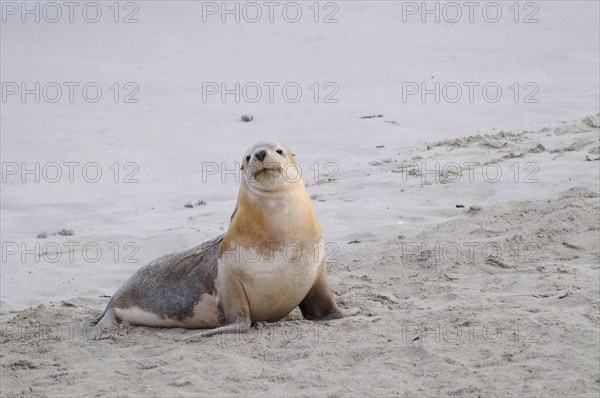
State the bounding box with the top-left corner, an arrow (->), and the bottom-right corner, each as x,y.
101,235 -> 223,322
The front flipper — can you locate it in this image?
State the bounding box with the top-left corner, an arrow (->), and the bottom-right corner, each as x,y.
183,322 -> 251,340
183,274 -> 251,340
299,263 -> 346,321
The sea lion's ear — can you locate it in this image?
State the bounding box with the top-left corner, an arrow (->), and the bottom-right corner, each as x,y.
240,164 -> 244,170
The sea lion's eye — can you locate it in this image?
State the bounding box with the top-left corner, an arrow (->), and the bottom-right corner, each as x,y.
276,149 -> 284,155
245,155 -> 251,162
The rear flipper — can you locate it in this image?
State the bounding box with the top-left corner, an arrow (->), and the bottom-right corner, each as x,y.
89,307 -> 118,341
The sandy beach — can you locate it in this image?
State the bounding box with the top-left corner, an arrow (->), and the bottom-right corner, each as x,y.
1,1 -> 599,397
2,116 -> 599,397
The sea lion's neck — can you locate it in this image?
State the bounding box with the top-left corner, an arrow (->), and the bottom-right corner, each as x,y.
225,182 -> 322,246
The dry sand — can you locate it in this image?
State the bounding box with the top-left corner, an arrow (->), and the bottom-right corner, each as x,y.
1,117 -> 598,397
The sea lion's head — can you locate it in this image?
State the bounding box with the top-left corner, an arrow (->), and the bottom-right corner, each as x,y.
241,141 -> 301,192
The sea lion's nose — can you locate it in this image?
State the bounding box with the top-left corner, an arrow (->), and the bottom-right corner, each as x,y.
254,150 -> 267,162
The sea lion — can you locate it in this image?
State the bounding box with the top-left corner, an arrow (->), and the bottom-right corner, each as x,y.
94,141 -> 345,340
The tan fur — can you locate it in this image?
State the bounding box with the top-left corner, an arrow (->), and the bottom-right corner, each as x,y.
206,142 -> 342,334
220,146 -> 321,253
